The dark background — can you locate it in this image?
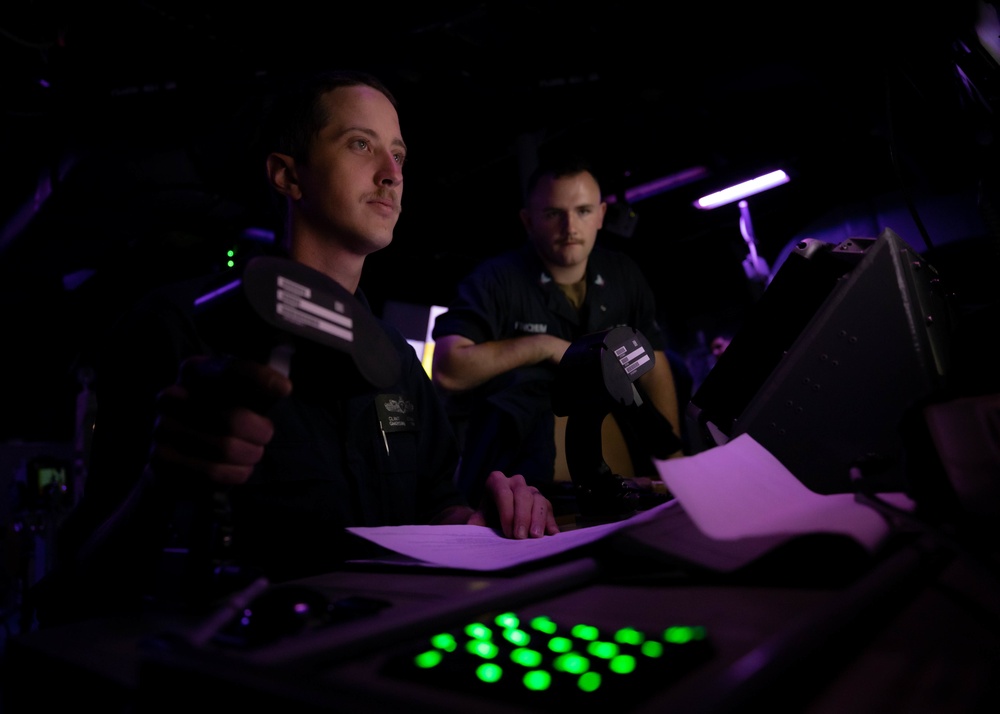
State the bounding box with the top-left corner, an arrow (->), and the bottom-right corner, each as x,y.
2,0 -> 998,443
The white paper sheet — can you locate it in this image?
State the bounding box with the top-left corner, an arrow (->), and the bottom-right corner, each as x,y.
347,499 -> 675,571
653,433 -> 907,550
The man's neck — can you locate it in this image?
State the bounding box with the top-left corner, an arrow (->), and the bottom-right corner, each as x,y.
544,260 -> 587,286
290,236 -> 365,294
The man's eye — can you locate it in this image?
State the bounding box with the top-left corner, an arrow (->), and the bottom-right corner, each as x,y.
394,152 -> 406,165
352,139 -> 369,150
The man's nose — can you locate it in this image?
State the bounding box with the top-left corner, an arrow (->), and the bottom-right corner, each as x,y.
377,153 -> 402,186
562,212 -> 577,233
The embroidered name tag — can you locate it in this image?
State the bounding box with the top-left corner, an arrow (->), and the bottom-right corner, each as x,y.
376,394 -> 418,432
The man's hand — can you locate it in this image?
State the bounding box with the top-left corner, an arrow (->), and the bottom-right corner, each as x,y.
149,355 -> 293,487
466,471 -> 560,538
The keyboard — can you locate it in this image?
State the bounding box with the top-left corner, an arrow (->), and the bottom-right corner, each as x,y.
381,608 -> 712,708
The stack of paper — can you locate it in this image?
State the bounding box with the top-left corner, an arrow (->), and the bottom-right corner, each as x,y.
346,434 -> 911,572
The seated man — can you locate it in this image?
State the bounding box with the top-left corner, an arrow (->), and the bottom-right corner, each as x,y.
31,69 -> 558,628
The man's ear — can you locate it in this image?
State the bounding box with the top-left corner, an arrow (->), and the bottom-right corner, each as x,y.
266,152 -> 301,200
518,207 -> 532,232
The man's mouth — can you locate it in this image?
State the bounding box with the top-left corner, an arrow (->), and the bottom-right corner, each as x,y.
368,195 -> 401,214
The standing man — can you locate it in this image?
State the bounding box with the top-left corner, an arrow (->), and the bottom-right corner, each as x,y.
33,70 -> 557,628
432,154 -> 682,505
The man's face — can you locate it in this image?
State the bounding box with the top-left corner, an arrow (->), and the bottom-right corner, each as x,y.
520,171 -> 606,272
293,84 -> 406,255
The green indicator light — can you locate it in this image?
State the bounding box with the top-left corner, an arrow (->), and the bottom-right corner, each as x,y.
466,623 -> 491,639
227,260 -> 235,268
414,650 -> 442,669
476,663 -> 503,683
554,653 -> 590,674
641,641 -> 664,658
587,641 -> 619,659
431,633 -> 457,651
571,624 -> 599,641
665,626 -> 697,644
615,627 -> 644,645
510,648 -> 542,667
467,640 -> 499,658
227,249 -> 235,258
548,636 -> 573,653
578,671 -> 602,692
610,654 -> 637,674
495,612 -> 519,629
530,616 -> 558,635
523,670 -> 552,691
663,625 -> 707,643
504,628 -> 530,646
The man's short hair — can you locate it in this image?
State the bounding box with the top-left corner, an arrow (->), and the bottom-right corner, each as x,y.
261,69 -> 397,164
524,152 -> 601,202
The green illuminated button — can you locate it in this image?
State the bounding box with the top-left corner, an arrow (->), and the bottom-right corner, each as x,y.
510,647 -> 542,667
609,654 -> 637,674
414,650 -> 442,669
641,640 -> 664,658
476,663 -> 503,683
664,625 -> 707,644
587,641 -> 619,659
548,636 -> 573,653
466,622 -> 492,639
503,628 -> 530,646
523,670 -> 552,691
553,653 -> 590,674
615,627 -> 645,645
578,671 -> 602,692
494,612 -> 519,629
467,640 -> 499,658
430,633 -> 457,651
530,616 -> 558,634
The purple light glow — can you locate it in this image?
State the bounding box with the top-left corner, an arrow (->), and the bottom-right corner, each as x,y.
693,170 -> 790,210
605,166 -> 709,204
194,279 -> 241,306
243,227 -> 276,242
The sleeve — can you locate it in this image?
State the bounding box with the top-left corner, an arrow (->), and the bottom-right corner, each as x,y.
625,257 -> 668,352
430,262 -> 505,345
